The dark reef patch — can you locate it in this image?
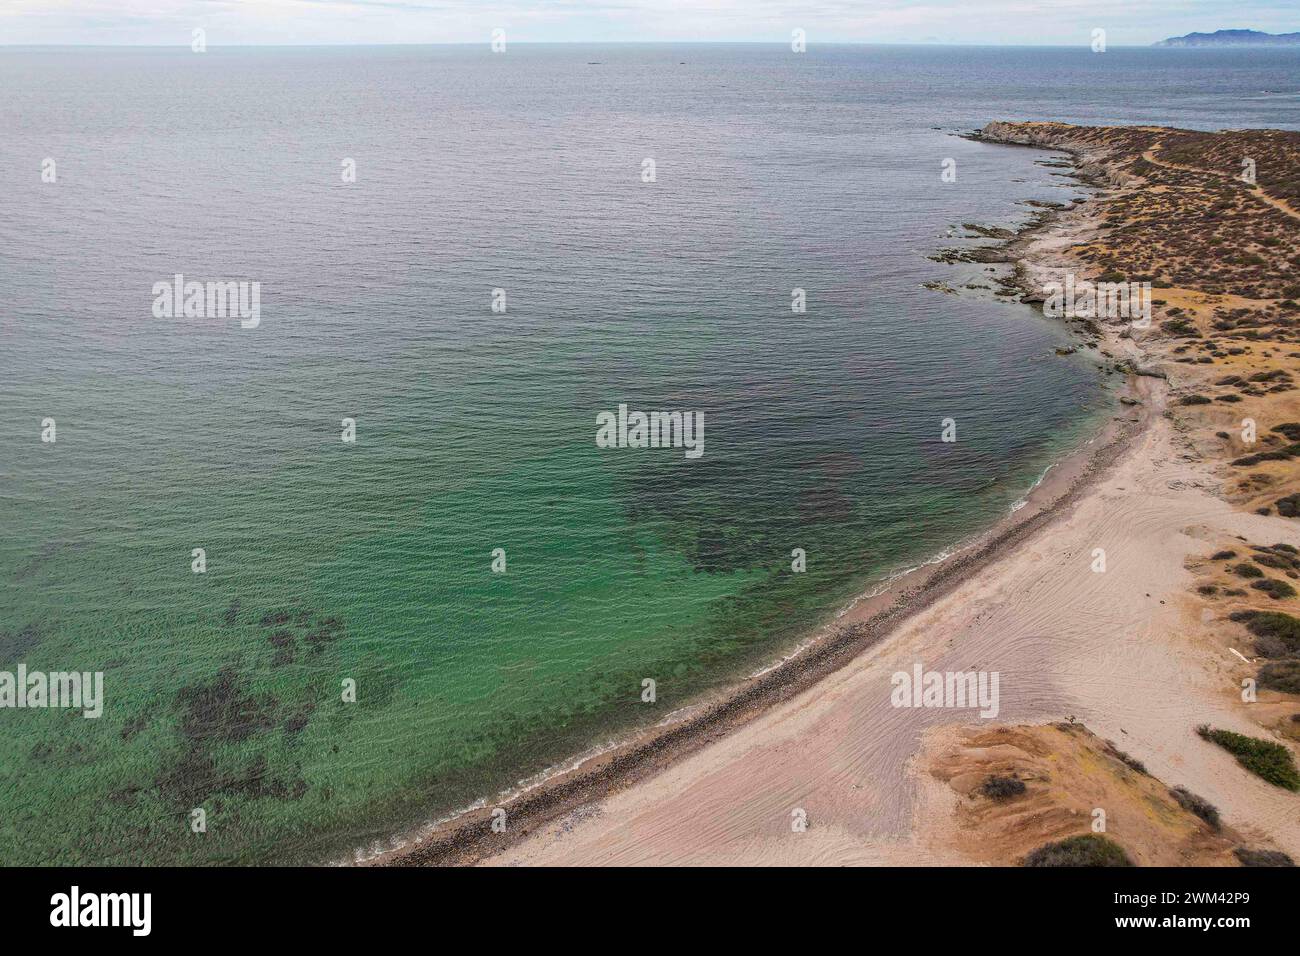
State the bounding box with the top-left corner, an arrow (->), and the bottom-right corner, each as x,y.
176,665 -> 279,746
120,712 -> 149,742
154,747 -> 307,808
255,607 -> 348,664
0,622 -> 43,666
12,540 -> 85,581
151,665 -> 312,809
146,608 -> 353,811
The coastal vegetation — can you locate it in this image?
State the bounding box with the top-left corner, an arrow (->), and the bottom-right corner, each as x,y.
1023,834 -> 1134,867
1258,660 -> 1300,695
960,120 -> 1300,870
1196,725 -> 1300,791
1169,786 -> 1221,830
1253,578 -> 1298,600
979,775 -> 1027,800
1234,847 -> 1296,867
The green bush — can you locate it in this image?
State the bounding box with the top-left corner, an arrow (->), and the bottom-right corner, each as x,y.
1255,634 -> 1291,658
1234,847 -> 1295,867
980,775 -> 1027,801
1230,610 -> 1300,654
1232,562 -> 1264,579
1197,725 -> 1300,790
1255,552 -> 1299,571
1023,834 -> 1134,867
1258,660 -> 1300,695
1252,578 -> 1297,600
1163,318 -> 1200,337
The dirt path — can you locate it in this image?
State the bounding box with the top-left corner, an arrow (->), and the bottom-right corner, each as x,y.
1142,143 -> 1300,221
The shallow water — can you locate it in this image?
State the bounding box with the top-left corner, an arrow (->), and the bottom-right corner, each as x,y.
2,44 -> 1297,864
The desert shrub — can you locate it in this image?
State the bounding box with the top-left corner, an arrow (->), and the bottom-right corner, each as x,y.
1234,847 -> 1295,867
1232,562 -> 1264,579
1169,786 -> 1221,829
1104,741 -> 1149,775
1255,552 -> 1298,571
1277,494 -> 1300,518
1179,394 -> 1212,405
1163,318 -> 1200,337
1210,550 -> 1237,560
1258,660 -> 1300,695
1023,834 -> 1134,867
979,775 -> 1027,801
1252,578 -> 1297,600
1230,610 -> 1300,653
1197,725 -> 1300,790
1255,634 -> 1291,659
1233,451 -> 1294,466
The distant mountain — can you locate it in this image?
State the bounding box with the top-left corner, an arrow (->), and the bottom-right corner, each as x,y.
1154,29 -> 1300,47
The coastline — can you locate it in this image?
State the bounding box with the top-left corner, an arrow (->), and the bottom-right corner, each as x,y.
378,120 -> 1300,867
369,141 -> 1139,866
375,418 -> 1142,865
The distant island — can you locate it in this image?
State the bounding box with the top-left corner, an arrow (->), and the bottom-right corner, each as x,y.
1154,29 -> 1300,47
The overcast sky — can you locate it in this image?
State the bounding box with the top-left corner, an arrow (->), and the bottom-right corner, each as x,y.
1,0 -> 1296,46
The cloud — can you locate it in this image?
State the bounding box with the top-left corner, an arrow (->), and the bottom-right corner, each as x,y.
1,0 -> 1296,45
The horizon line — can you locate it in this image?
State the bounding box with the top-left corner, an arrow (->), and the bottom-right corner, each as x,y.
4,40 -> 1292,49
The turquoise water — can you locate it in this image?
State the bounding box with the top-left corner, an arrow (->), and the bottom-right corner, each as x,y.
2,44 -> 1298,864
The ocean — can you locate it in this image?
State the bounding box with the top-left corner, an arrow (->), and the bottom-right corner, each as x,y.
2,43 -> 1298,864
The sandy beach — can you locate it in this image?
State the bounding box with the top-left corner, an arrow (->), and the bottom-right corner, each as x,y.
381,122 -> 1300,867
